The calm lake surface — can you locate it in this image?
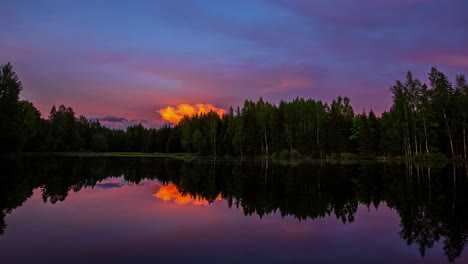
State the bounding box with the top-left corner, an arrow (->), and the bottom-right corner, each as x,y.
0,157 -> 467,263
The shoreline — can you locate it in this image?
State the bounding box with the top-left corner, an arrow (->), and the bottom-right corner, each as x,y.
14,152 -> 465,164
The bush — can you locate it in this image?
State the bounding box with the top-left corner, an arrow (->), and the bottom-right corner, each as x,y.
393,156 -> 406,161
414,152 -> 447,161
432,152 -> 448,161
279,149 -> 290,158
341,152 -> 358,160
290,149 -> 301,159
413,153 -> 424,160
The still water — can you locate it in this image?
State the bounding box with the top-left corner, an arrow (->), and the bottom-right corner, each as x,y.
0,157 -> 467,263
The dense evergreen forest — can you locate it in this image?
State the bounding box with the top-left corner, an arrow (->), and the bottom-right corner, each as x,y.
1,62 -> 467,159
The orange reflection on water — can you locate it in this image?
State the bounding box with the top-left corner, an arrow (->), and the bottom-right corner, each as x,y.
154,184 -> 221,205
157,104 -> 226,124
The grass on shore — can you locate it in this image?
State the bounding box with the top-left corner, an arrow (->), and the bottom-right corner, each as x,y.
32,152 -> 199,160
21,151 -> 460,166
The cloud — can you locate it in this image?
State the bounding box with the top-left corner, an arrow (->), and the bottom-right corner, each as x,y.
157,104 -> 226,124
89,116 -> 161,129
95,182 -> 124,189
153,184 -> 222,205
99,116 -> 128,123
401,53 -> 468,68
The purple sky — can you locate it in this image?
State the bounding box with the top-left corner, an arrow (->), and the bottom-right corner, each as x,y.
1,0 -> 467,127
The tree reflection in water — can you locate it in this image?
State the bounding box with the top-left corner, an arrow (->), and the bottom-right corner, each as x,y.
0,157 -> 467,262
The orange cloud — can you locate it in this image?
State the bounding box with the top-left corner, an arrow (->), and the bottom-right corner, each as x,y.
153,184 -> 222,205
157,104 -> 226,124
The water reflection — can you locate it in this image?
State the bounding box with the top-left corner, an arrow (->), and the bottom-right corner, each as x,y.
154,183 -> 222,205
0,157 -> 467,262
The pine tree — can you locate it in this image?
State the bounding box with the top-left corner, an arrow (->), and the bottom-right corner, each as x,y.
0,63 -> 23,153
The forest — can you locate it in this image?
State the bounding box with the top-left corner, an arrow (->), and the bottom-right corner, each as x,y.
1,62 -> 468,160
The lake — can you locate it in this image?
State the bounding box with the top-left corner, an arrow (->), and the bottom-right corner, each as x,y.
0,156 -> 467,263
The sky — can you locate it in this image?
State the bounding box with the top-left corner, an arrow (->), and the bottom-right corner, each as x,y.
1,0 -> 468,128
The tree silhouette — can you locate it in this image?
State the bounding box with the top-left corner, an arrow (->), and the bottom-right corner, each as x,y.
0,63 -> 23,153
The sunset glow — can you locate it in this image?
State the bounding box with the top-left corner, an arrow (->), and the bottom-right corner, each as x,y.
157,104 -> 226,124
3,1 -> 467,123
154,184 -> 222,205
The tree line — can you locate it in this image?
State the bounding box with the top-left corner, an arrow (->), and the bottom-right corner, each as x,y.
1,62 -> 467,159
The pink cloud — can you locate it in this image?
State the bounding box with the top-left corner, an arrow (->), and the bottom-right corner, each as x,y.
400,53 -> 468,68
